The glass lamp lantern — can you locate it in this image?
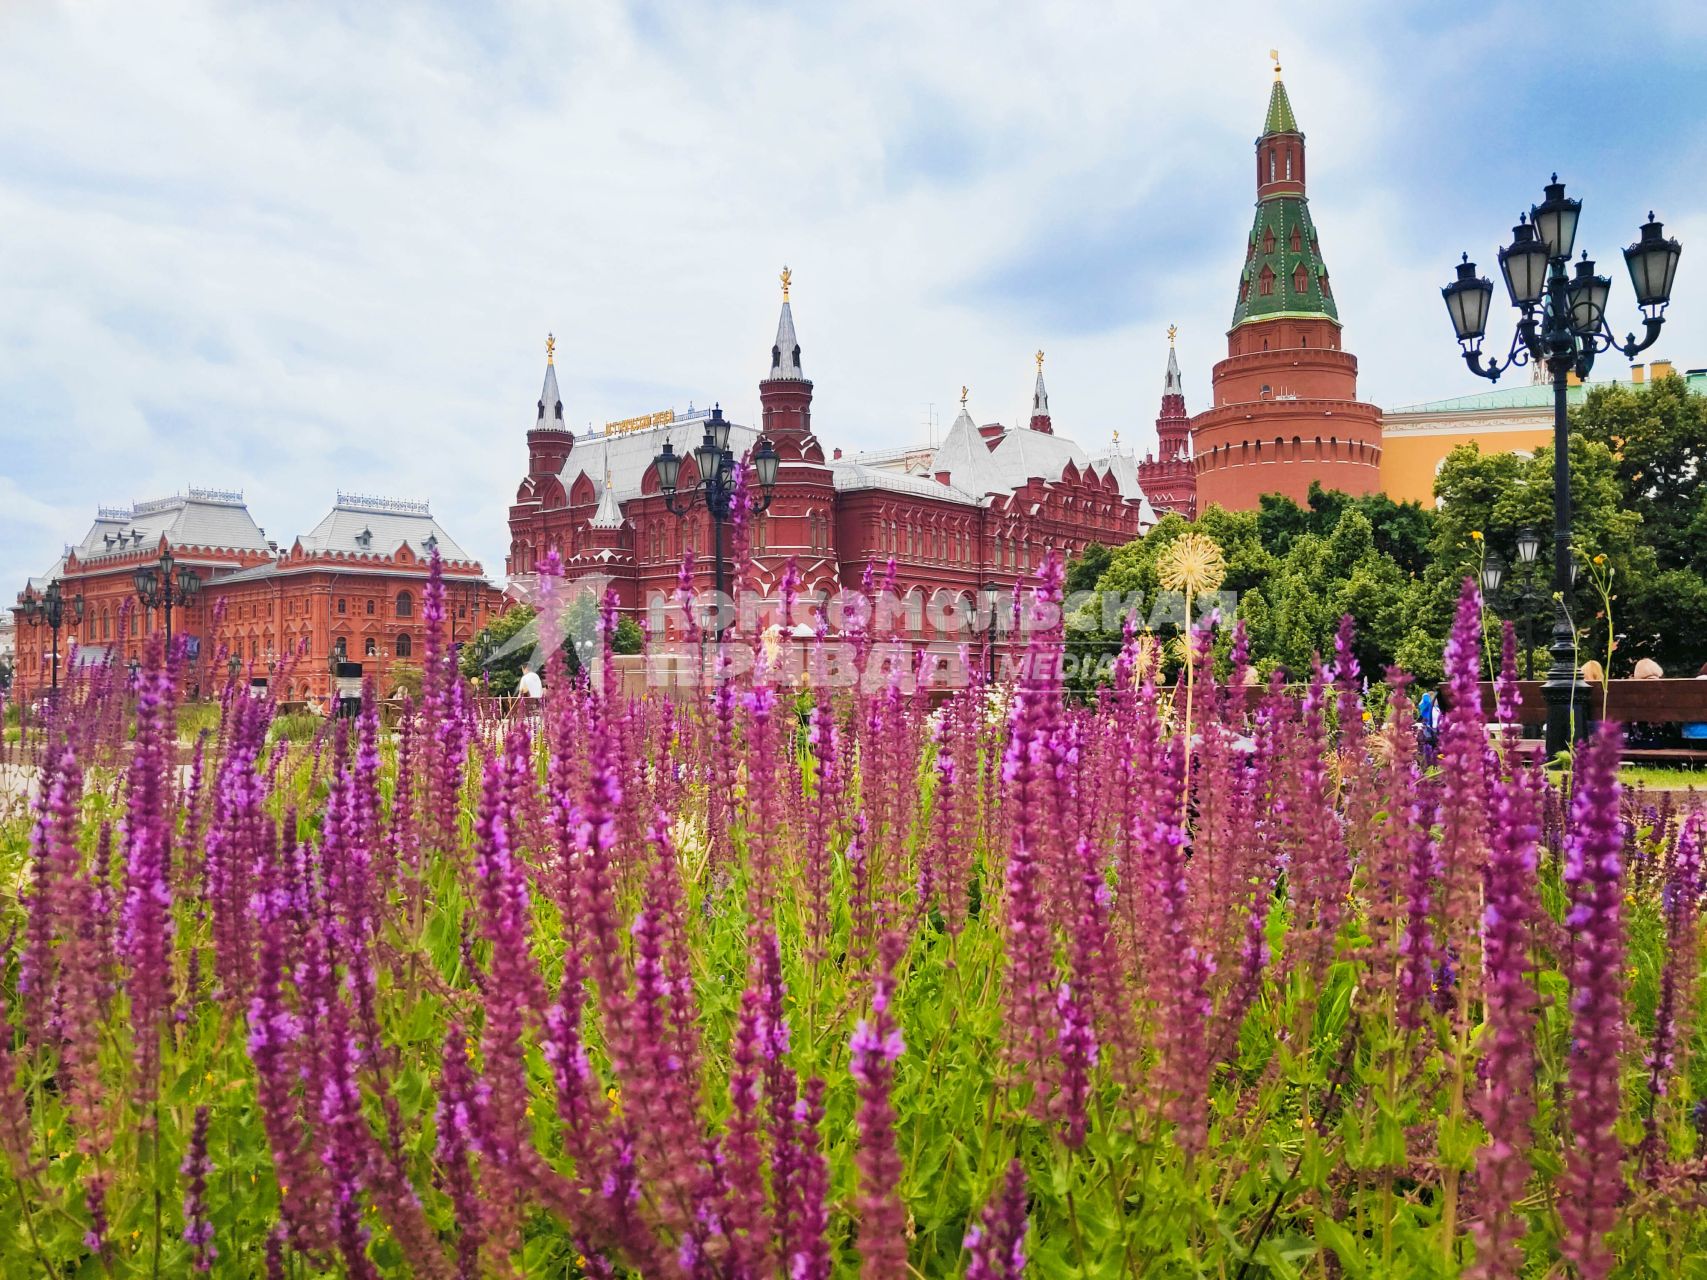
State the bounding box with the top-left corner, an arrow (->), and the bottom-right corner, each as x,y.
1624,212 -> 1683,317
1498,216 -> 1551,307
694,432 -> 722,485
753,437 -> 780,491
1568,254 -> 1612,335
1531,175 -> 1581,261
1480,553 -> 1506,596
653,440 -> 681,493
1442,254 -> 1494,344
1516,527 -> 1541,565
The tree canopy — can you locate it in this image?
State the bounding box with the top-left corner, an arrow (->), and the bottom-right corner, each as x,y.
1070,374 -> 1707,688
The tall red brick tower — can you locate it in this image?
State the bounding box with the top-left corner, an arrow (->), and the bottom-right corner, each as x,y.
1191,59 -> 1382,510
1137,331 -> 1197,518
754,269 -> 838,598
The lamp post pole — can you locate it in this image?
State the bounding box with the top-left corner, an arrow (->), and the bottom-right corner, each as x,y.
1479,528 -> 1545,682
1442,178 -> 1682,757
17,579 -> 83,699
653,405 -> 780,647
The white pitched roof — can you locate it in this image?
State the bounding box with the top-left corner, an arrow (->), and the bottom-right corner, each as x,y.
561,410 -> 760,502
985,426 -> 1089,490
930,405 -> 1002,496
74,489 -> 269,563
830,458 -> 979,505
298,494 -> 475,563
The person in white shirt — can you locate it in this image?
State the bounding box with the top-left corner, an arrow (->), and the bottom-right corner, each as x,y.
518,666 -> 543,700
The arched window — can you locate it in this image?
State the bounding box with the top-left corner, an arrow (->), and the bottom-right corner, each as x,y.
365,637 -> 377,657
395,634 -> 412,659
395,591 -> 413,618
338,598 -> 346,615
1268,150 -> 1276,182
366,599 -> 374,615
333,636 -> 347,660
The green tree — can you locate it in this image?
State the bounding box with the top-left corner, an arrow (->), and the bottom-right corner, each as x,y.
1573,373 -> 1707,574
1406,435 -> 1656,678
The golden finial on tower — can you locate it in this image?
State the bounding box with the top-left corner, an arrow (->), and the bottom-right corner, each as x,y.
546,332 -> 556,365
1167,323 -> 1178,347
1035,349 -> 1045,372
1269,48 -> 1281,78
780,265 -> 792,301
1113,429 -> 1121,446
960,385 -> 969,407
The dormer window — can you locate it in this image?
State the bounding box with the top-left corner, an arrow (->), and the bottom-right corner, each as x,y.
1293,263 -> 1308,292
1290,225 -> 1302,253
1258,265 -> 1275,296
1319,271 -> 1332,298
555,400 -> 563,420
356,526 -> 373,548
1263,227 -> 1275,255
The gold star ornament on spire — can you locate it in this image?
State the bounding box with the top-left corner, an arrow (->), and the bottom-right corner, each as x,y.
1167,323 -> 1178,347
1270,48 -> 1281,78
546,332 -> 556,365
780,265 -> 792,301
1035,349 -> 1045,372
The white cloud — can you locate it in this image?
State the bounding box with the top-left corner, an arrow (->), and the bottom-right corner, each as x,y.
1,0 -> 1703,595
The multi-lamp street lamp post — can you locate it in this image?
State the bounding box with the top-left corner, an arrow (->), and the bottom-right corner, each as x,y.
1442,176 -> 1682,756
651,405 -> 780,641
17,578 -> 84,697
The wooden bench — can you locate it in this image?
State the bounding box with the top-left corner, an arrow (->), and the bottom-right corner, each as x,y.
1476,679 -> 1707,764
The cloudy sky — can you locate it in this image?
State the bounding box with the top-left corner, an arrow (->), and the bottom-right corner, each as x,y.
3,0 -> 1705,593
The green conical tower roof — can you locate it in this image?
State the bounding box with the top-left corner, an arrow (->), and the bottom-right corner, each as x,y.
1231,72 -> 1338,330
1263,77 -> 1298,135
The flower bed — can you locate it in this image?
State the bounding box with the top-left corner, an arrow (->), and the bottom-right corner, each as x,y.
0,554 -> 1702,1277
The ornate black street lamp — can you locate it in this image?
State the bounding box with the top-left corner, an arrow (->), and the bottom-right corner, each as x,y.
133,549 -> 202,647
17,578 -> 84,696
652,405 -> 780,640
1479,526 -> 1546,680
1443,177 -> 1682,756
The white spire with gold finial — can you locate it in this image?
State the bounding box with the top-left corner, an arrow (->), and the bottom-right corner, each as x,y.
768,266 -> 805,381
1164,325 -> 1183,395
536,332 -> 565,429
1030,349 -> 1051,427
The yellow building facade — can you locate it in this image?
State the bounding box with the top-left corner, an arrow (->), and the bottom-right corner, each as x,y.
1380,361 -> 1704,505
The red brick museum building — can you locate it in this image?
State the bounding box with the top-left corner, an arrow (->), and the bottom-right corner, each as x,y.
10,490 -> 499,704
507,302 -> 1156,626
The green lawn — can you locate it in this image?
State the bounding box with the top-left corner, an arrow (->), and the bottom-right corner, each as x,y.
1618,763 -> 1707,790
